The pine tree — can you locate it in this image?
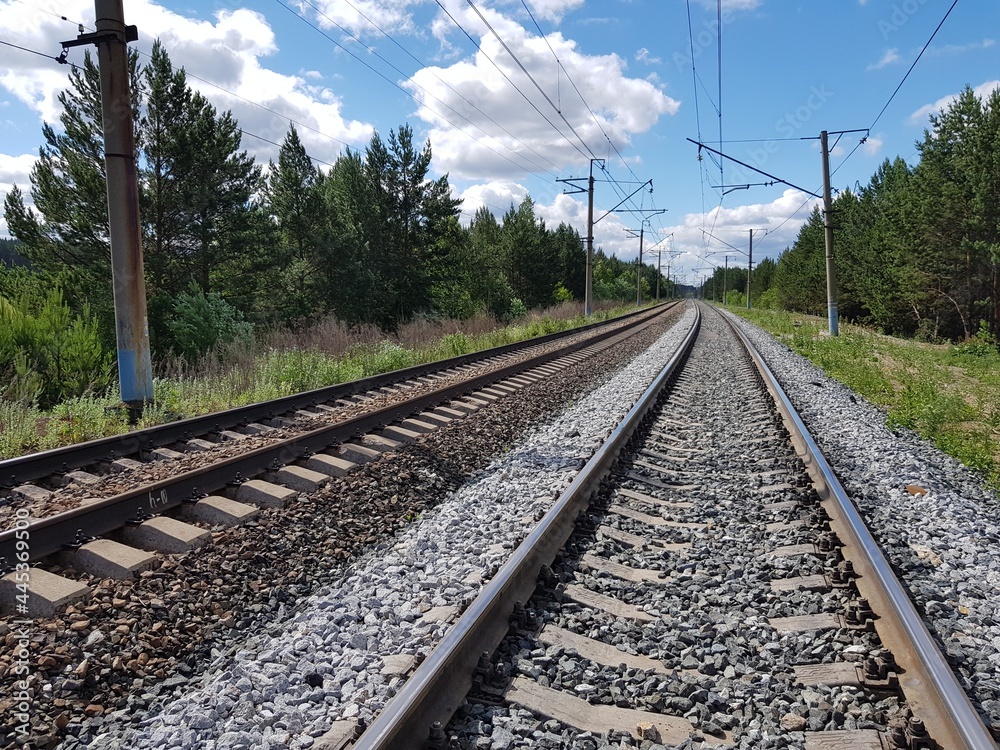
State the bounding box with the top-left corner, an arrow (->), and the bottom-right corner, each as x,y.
362,125 -> 460,327
3,50 -> 143,344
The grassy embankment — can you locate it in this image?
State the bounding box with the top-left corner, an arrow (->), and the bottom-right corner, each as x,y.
728,306 -> 1000,490
0,302 -> 645,460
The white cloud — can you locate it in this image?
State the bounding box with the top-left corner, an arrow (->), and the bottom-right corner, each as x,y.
459,180 -> 529,221
695,0 -> 760,11
928,39 -> 995,57
862,134 -> 884,156
516,0 -> 586,24
658,189 -> 821,281
413,1 -> 679,180
635,47 -> 661,65
867,48 -> 901,70
294,0 -> 416,39
909,80 -> 1000,125
0,0 -> 374,168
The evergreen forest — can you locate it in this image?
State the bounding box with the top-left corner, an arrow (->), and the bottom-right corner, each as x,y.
1,43 -> 668,408
4,40 -> 999,414
702,84 -> 1000,346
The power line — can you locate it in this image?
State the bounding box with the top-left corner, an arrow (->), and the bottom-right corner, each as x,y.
870,0 -> 958,132
432,0 -> 590,163
463,0 -> 595,160
11,0 -> 91,32
276,0 -> 554,177
136,49 -> 354,152
299,0 -> 564,176
830,0 -> 958,180
520,0 -> 644,189
716,0 -> 723,187
238,129 -> 335,167
0,37 -> 75,68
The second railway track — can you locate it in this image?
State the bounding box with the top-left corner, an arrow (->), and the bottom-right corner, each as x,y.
0,303 -> 685,747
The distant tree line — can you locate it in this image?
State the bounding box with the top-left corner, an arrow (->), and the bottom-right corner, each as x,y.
1,42 -> 668,405
718,85 -> 1000,343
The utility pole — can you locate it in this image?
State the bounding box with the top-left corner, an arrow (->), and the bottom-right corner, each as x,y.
820,130 -> 840,336
624,209 -> 665,308
586,162 -> 595,316
636,224 -> 644,306
626,224 -> 647,307
746,228 -> 767,310
558,158 -> 604,316
723,255 -> 729,304
63,1 -> 153,410
655,244 -> 661,301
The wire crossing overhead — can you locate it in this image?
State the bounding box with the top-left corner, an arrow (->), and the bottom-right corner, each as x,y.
686,139 -> 821,198
462,0 -> 595,161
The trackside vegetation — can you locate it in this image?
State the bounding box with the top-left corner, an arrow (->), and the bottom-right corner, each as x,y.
0,302 -> 639,459
731,307 -> 1000,491
1,41 -> 672,429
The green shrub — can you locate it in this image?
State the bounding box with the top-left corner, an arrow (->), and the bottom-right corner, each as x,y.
165,284 -> 253,360
442,332 -> 472,356
348,341 -> 419,376
0,288 -> 112,409
256,349 -> 363,394
552,282 -> 574,304
953,321 -> 998,357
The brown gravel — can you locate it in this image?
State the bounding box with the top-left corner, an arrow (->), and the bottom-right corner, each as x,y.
0,306 -> 683,749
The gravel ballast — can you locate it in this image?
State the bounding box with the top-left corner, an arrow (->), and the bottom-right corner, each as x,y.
68,309 -> 697,748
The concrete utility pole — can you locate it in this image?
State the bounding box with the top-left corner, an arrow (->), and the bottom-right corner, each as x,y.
635,224 -> 644,306
745,228 -> 767,310
723,255 -> 729,304
820,130 -> 840,336
558,158 -> 604,316
585,162 -> 595,316
655,245 -> 661,301
64,1 -> 153,409
626,224 -> 647,307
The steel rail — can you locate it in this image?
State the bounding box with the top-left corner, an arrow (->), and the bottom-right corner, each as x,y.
352,305 -> 702,750
725,310 -> 997,750
0,305 -> 678,566
0,304 -> 673,490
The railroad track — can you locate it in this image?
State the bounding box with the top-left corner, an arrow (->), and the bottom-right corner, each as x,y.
0,303 -> 677,617
347,302 -> 997,750
5,301 -> 998,749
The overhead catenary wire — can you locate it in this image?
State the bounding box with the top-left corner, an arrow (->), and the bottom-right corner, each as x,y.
301,0 -> 565,177
439,0 -> 663,236
520,0 -> 647,194
0,37 -> 76,69
831,0 -> 958,179
716,0 -> 723,187
432,0 -> 591,164
275,0 -> 555,177
1,32 -> 344,168
461,0 -> 595,161
764,0 -> 960,247
869,0 -> 959,133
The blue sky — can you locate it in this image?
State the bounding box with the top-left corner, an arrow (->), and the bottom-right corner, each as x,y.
1,0 -> 997,285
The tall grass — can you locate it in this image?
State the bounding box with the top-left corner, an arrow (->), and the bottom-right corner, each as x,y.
731,306 -> 1000,489
0,301 -> 635,459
